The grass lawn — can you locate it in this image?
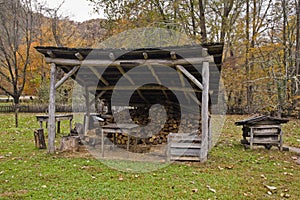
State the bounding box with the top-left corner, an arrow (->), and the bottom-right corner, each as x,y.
0,113 -> 299,199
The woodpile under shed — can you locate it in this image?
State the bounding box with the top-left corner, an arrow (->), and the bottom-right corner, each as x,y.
35,43 -> 223,162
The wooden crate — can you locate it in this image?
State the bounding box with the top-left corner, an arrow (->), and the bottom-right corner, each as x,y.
167,133 -> 201,161
236,115 -> 288,151
242,124 -> 283,150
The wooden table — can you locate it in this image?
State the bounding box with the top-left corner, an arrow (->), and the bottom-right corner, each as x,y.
36,114 -> 73,134
100,123 -> 139,157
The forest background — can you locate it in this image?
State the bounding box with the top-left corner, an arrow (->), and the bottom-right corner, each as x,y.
1,0 -> 300,119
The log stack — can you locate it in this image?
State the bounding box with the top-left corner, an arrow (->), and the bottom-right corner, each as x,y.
106,104 -> 202,148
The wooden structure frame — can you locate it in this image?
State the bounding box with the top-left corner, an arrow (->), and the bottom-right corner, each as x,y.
235,115 -> 289,150
35,44 -> 223,162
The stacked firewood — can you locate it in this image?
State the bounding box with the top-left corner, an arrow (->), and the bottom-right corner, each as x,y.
108,105 -> 202,146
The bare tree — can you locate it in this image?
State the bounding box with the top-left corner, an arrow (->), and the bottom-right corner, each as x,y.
0,0 -> 36,127
296,0 -> 300,100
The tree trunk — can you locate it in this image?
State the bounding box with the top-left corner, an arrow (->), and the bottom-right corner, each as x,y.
296,0 -> 300,113
245,0 -> 252,113
220,0 -> 234,43
199,0 -> 207,44
14,97 -> 20,128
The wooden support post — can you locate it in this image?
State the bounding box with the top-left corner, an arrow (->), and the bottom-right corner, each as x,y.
70,118 -> 73,133
34,129 -> 46,149
57,121 -> 61,134
208,116 -> 212,150
101,128 -> 104,157
200,62 -> 209,162
48,63 -> 56,154
250,128 -> 254,149
84,87 -> 90,135
279,128 -> 283,151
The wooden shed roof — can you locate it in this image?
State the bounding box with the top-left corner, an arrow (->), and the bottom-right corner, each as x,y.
235,115 -> 289,126
35,43 -> 223,107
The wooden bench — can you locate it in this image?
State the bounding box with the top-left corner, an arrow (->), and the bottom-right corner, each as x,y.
36,114 -> 73,134
167,133 -> 202,161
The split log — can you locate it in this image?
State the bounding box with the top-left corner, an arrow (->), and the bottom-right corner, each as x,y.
60,136 -> 80,152
34,129 -> 46,149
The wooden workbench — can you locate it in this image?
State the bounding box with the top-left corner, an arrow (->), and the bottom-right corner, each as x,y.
36,114 -> 73,134
100,123 -> 139,157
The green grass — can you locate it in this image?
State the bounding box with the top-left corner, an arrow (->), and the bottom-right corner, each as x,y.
0,113 -> 300,199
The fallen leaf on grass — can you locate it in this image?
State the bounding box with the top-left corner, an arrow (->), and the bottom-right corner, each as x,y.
291,156 -> 298,160
225,165 -> 233,170
283,172 -> 293,176
118,177 -> 124,181
206,185 -> 216,193
260,174 -> 267,179
81,166 -> 89,170
281,193 -> 291,198
265,185 -> 277,191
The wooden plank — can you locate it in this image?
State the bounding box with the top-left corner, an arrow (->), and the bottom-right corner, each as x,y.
48,63 -> 56,154
169,138 -> 201,143
250,124 -> 281,129
170,143 -> 201,148
200,62 -> 209,162
176,65 -> 203,90
169,156 -> 201,161
170,148 -> 201,156
55,66 -> 80,89
252,128 -> 280,135
88,67 -> 109,86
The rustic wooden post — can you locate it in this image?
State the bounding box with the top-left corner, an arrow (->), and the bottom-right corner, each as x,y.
250,128 -> 254,149
34,129 -> 46,149
279,128 -> 283,151
101,128 -> 104,157
84,86 -> 90,135
48,63 -> 56,154
200,62 -> 209,162
208,116 -> 212,150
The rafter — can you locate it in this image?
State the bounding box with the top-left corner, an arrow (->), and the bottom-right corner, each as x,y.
55,66 -> 80,89
117,65 -> 149,104
88,66 -> 109,86
176,65 -> 203,90
147,64 -> 169,101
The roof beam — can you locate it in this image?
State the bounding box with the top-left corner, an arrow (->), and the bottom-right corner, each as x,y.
90,85 -> 200,92
45,56 -> 214,67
